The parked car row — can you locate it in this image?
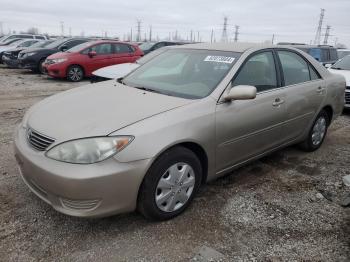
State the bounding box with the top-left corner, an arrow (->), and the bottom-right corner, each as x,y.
0,35 -> 188,82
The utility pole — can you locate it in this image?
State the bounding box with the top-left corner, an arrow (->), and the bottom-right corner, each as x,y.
190,30 -> 193,42
221,16 -> 228,42
149,25 -> 152,42
210,29 -> 214,43
271,34 -> 275,44
234,25 -> 239,42
0,22 -> 3,36
130,28 -> 133,42
136,20 -> 141,42
314,8 -> 325,45
60,21 -> 64,37
69,27 -> 72,37
175,30 -> 178,41
323,25 -> 331,45
197,31 -> 200,42
169,32 -> 171,41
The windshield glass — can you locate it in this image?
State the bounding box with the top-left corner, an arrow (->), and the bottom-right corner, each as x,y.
137,47 -> 168,65
45,38 -> 68,49
30,40 -> 54,48
123,49 -> 241,99
66,41 -> 93,53
139,42 -> 155,51
337,50 -> 350,59
331,55 -> 350,70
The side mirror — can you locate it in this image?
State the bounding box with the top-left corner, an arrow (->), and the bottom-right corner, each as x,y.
59,45 -> 68,52
88,51 -> 97,58
324,63 -> 332,68
223,85 -> 257,101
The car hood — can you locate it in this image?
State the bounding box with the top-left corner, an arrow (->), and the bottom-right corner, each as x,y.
328,68 -> 350,85
27,81 -> 193,142
92,63 -> 140,79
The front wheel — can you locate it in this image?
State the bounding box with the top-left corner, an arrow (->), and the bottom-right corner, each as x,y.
299,110 -> 329,152
67,65 -> 84,82
138,146 -> 202,221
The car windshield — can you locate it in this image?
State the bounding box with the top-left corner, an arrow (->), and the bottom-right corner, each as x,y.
331,55 -> 350,70
139,42 -> 155,51
44,38 -> 69,49
136,47 -> 168,65
123,49 -> 241,99
30,40 -> 54,48
66,41 -> 92,52
337,50 -> 350,59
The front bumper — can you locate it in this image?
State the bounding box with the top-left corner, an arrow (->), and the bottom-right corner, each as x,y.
14,125 -> 151,218
43,63 -> 67,78
2,55 -> 20,68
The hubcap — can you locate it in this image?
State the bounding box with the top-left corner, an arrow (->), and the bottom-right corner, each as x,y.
155,162 -> 195,212
68,67 -> 82,81
311,116 -> 326,146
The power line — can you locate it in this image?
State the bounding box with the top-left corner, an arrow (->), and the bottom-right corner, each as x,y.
314,8 -> 325,45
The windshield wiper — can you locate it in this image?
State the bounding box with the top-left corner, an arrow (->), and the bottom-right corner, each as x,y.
331,67 -> 343,70
133,86 -> 162,94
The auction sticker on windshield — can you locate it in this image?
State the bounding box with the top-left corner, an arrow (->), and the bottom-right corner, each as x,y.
204,56 -> 235,63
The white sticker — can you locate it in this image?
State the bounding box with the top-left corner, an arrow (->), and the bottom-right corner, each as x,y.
204,55 -> 235,64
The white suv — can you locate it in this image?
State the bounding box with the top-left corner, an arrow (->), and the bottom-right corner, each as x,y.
0,34 -> 48,43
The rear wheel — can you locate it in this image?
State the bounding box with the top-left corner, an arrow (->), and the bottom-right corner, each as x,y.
138,146 -> 202,221
67,65 -> 84,82
299,110 -> 329,152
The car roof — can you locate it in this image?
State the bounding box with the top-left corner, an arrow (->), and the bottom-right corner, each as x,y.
171,42 -> 272,53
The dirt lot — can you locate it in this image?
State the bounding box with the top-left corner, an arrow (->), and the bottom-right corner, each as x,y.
0,64 -> 349,261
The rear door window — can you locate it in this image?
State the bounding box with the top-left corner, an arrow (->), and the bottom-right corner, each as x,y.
91,43 -> 113,55
114,44 -> 132,54
232,51 -> 278,92
277,51 -> 313,85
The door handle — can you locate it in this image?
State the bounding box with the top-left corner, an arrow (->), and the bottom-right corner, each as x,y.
272,98 -> 285,107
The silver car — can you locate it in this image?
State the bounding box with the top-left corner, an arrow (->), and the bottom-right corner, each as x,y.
14,43 -> 345,220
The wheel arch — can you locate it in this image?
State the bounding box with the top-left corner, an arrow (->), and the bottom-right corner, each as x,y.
322,105 -> 333,125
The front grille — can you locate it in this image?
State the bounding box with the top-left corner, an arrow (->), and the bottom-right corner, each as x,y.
27,128 -> 55,151
345,91 -> 350,104
60,198 -> 101,211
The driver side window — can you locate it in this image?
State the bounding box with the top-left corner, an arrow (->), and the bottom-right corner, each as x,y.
232,51 -> 278,92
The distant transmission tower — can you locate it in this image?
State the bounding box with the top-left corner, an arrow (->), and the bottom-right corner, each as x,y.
234,25 -> 239,42
136,20 -> 141,42
314,9 -> 325,45
323,25 -> 331,45
60,21 -> 64,37
221,17 -> 228,42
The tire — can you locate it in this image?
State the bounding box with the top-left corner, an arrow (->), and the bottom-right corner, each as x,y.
299,110 -> 329,152
37,58 -> 46,74
67,65 -> 84,82
138,146 -> 202,221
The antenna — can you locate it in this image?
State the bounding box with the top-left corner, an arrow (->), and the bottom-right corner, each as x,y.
314,8 -> 325,45
221,16 -> 228,42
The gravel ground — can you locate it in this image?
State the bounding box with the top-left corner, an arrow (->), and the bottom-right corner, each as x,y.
0,65 -> 349,261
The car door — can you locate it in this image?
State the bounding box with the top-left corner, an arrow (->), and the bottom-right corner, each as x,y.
215,50 -> 286,172
276,50 -> 325,141
84,43 -> 114,75
112,43 -> 135,65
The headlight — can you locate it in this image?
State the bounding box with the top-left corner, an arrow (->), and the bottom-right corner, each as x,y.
24,52 -> 37,57
46,136 -> 134,164
51,58 -> 67,64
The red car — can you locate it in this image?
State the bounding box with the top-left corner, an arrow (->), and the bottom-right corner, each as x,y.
43,40 -> 143,81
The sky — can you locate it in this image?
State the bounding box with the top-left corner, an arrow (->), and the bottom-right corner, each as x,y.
0,0 -> 349,47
